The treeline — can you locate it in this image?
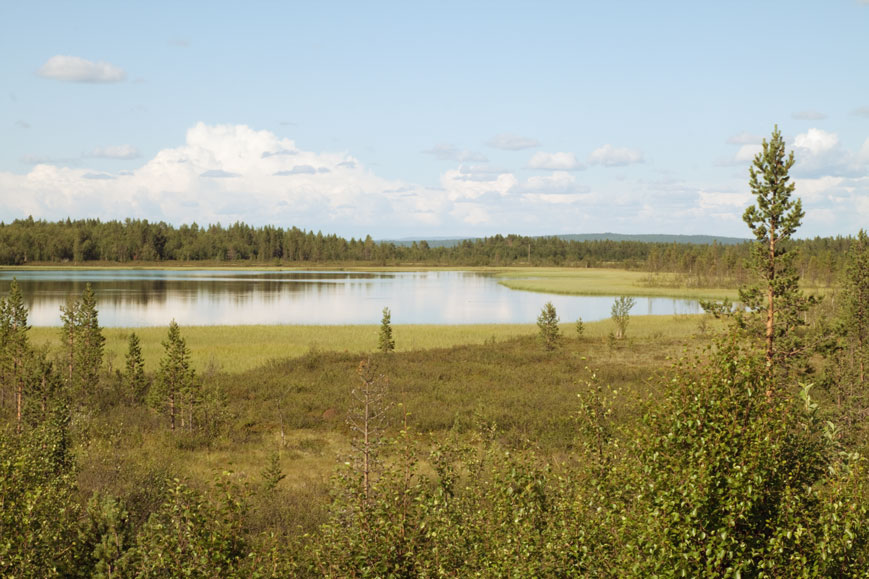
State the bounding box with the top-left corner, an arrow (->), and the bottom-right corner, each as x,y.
0,216 -> 855,285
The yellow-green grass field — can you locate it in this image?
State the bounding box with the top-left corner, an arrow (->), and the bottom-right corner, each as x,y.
29,314 -> 717,374
494,267 -> 739,299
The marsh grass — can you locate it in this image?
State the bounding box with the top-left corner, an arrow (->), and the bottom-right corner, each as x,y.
66,314 -> 727,545
28,315 -> 716,373
495,267 -> 740,299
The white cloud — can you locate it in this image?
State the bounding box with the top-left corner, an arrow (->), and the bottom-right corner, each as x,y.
794,176 -> 845,203
3,122 -> 864,238
0,123 -> 447,233
450,203 -> 491,225
37,55 -> 126,83
697,191 -> 751,209
440,166 -> 517,200
734,144 -> 763,163
452,164 -> 510,182
200,169 -> 239,178
518,171 -> 592,205
793,128 -> 839,156
87,145 -> 141,159
858,138 -> 869,163
588,144 -> 644,167
486,133 -> 540,151
526,151 -> 585,171
790,128 -> 865,177
853,106 -> 869,118
791,110 -> 827,121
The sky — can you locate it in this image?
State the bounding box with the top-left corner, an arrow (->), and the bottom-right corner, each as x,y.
2,0 -> 868,240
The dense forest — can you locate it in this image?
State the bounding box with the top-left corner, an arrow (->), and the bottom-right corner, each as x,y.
0,216 -> 856,287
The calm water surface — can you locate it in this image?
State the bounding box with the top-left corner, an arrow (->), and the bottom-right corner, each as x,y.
0,270 -> 702,327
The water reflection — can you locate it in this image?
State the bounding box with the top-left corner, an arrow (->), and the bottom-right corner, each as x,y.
0,270 -> 702,327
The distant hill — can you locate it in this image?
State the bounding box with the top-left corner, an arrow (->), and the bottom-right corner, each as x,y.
384,233 -> 749,248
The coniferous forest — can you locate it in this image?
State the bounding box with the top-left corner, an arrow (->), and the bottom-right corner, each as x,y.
0,216 -> 856,288
2,131 -> 869,576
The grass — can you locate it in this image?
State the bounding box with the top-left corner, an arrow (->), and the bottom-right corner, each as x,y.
28,315 -> 716,374
494,267 -> 739,300
72,319 -> 720,536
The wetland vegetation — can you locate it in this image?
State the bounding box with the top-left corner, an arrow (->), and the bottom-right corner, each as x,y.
2,131 -> 869,576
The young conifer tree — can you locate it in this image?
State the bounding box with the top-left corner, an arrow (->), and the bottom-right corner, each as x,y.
124,332 -> 148,404
740,125 -> 812,389
378,307 -> 395,354
537,301 -> 561,351
76,283 -> 105,392
151,320 -> 195,431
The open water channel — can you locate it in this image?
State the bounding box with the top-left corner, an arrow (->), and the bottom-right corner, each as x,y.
0,269 -> 702,327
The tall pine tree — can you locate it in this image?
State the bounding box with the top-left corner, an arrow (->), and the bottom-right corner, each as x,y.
739,125 -> 813,391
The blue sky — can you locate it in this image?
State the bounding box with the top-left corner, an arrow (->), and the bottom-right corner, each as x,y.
2,0 -> 868,239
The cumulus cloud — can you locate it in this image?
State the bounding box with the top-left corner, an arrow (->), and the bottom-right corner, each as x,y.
200,169 -> 240,178
452,164 -> 511,182
789,128 -> 862,177
37,55 -> 126,83
274,165 -> 319,176
0,123 -> 454,235
793,128 -> 839,156
87,145 -> 141,159
588,144 -> 644,167
422,144 -> 487,162
853,106 -> 869,118
526,152 -> 585,171
520,171 -> 592,204
791,110 -> 827,121
262,149 -> 297,158
486,133 -> 540,150
734,144 -> 763,163
440,166 -> 517,201
3,122 -> 863,238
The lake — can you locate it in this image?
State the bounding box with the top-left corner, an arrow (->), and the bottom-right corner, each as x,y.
0,269 -> 702,327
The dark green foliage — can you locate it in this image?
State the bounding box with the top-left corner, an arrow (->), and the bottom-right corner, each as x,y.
148,320 -> 196,432
621,338 -> 869,576
740,126 -> 815,380
378,306 -> 394,353
59,283 -> 105,399
610,295 -> 635,339
0,371 -> 78,577
537,301 -> 561,351
120,478 -> 249,577
77,493 -> 134,578
123,332 -> 148,404
823,230 -> 869,448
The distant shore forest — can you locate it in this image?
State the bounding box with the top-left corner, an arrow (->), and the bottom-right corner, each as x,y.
0,216 -> 855,287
